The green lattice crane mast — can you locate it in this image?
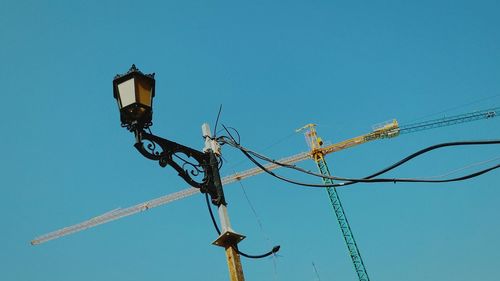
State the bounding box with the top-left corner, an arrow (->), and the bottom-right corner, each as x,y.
297,122 -> 398,281
296,107 -> 498,281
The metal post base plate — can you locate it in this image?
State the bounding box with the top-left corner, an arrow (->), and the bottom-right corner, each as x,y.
212,230 -> 246,248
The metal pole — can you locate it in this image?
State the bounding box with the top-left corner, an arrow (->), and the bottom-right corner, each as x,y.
202,123 -> 246,281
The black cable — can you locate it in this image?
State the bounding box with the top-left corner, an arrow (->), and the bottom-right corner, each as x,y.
213,104 -> 223,137
204,193 -> 281,259
221,124 -> 241,145
226,138 -> 500,182
246,145 -> 499,186
218,135 -> 342,182
237,147 -> 339,188
235,139 -> 500,184
221,136 -> 500,187
239,245 -> 281,259
338,140 -> 500,187
217,154 -> 224,170
224,136 -> 496,178
205,193 -> 221,234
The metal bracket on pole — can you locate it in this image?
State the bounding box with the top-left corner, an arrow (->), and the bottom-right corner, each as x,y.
201,123 -> 246,248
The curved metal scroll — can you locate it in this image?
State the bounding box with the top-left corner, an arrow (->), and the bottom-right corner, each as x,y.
133,130 -> 214,191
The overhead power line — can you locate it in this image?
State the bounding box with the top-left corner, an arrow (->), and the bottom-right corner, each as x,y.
221,137 -> 500,188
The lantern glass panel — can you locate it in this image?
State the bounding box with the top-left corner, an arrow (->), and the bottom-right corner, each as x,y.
118,78 -> 136,108
136,77 -> 153,107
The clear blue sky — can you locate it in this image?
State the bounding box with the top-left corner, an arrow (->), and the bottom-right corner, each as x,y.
1,1 -> 499,280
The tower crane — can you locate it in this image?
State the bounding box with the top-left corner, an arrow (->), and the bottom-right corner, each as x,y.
32,106 -> 498,254
295,107 -> 498,281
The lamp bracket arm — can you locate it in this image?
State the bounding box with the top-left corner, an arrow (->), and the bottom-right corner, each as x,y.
133,130 -> 212,190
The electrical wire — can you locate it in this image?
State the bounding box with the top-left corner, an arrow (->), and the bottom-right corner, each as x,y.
205,193 -> 221,234
420,156 -> 500,179
221,124 -> 241,145
235,173 -> 281,261
219,134 -> 500,187
217,154 -> 224,170
217,124 -> 295,179
213,104 -> 223,137
237,176 -> 266,235
204,194 -> 281,259
222,136 -> 500,184
337,140 -> 500,187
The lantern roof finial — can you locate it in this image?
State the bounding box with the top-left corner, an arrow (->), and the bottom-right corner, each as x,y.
114,64 -> 155,80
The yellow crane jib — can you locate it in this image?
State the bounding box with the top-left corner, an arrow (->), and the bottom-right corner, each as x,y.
297,119 -> 400,159
31,108 -> 496,247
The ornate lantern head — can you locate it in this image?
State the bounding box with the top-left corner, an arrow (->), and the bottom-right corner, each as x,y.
113,64 -> 155,130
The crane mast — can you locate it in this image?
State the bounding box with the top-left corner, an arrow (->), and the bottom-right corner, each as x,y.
318,157 -> 369,281
299,124 -> 378,281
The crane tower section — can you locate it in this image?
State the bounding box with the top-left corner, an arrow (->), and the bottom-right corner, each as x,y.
298,124 -> 374,281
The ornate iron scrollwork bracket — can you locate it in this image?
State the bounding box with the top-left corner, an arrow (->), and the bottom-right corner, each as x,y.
132,129 -> 220,203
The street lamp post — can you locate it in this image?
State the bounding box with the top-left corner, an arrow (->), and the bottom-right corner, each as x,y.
112,65 -> 246,281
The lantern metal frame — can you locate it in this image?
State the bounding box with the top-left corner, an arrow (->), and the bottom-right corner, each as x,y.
113,64 -> 156,131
